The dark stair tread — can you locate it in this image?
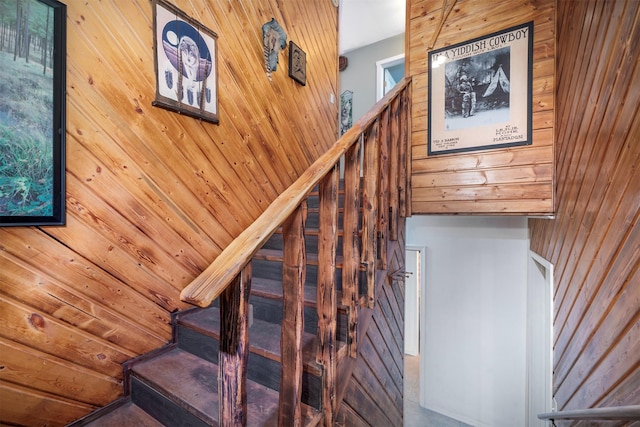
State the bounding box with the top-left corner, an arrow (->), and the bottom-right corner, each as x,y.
83,400 -> 164,427
177,307 -> 346,376
131,347 -> 321,426
251,276 -> 348,310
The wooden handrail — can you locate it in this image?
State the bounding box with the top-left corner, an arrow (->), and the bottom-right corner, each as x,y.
180,77 -> 412,308
538,405 -> 640,420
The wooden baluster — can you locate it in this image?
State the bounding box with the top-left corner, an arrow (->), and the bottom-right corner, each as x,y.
362,120 -> 379,309
389,96 -> 401,241
400,85 -> 412,218
219,264 -> 252,427
279,202 -> 307,427
316,166 -> 338,427
378,107 -> 390,269
342,138 -> 362,357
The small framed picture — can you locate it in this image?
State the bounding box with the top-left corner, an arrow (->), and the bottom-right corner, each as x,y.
152,0 -> 219,124
288,41 -> 306,86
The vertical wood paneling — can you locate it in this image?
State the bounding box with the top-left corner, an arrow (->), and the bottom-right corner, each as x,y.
529,0 -> 640,416
0,1 -> 338,425
408,0 -> 556,214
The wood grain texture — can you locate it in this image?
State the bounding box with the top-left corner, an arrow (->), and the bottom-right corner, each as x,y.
378,107 -> 391,269
180,79 -> 411,307
529,0 -> 640,415
316,167 -> 339,426
341,140 -> 362,358
279,203 -> 307,427
0,1 -> 338,425
408,0 -> 556,214
336,222 -> 406,427
218,266 -> 252,426
362,121 -> 380,309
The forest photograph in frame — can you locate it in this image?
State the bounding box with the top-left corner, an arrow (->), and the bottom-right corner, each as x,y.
428,22 -> 533,155
0,0 -> 66,226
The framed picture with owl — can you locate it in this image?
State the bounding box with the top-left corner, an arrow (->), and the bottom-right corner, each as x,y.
152,0 -> 219,124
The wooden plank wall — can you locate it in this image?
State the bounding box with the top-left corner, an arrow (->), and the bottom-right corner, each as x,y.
0,1 -> 338,425
336,221 -> 406,426
529,0 -> 640,418
407,0 -> 556,214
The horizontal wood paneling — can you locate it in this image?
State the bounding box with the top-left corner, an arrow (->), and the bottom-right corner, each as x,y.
407,0 -> 556,214
0,339 -> 121,406
0,1 -> 338,425
529,0 -> 640,418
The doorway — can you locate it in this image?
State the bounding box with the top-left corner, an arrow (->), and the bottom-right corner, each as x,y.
376,54 -> 405,101
405,246 -> 423,356
526,251 -> 554,426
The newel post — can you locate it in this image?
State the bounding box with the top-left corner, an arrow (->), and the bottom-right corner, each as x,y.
218,264 -> 252,427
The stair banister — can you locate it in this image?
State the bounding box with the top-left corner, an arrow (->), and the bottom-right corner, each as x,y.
178,76 -> 411,427
180,76 -> 412,308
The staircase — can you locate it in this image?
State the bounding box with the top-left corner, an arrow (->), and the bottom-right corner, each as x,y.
71,189 -> 349,426
68,77 -> 411,427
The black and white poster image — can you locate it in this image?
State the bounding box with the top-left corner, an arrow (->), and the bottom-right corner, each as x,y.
428,22 -> 533,155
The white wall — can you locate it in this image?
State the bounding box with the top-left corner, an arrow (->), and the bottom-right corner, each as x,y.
407,215 -> 529,427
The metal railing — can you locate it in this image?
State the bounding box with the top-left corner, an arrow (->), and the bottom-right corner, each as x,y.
538,405 -> 640,422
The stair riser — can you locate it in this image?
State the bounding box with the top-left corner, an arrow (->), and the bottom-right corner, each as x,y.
209,294 -> 348,340
250,294 -> 348,342
251,258 -> 368,299
131,376 -> 215,427
252,258 -> 346,290
261,233 -> 346,257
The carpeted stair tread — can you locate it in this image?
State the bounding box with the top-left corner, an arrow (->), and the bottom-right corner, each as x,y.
82,400 -> 164,427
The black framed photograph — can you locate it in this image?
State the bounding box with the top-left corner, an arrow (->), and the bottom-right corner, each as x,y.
428,21 -> 533,155
0,0 -> 66,226
288,41 -> 306,86
152,0 -> 219,124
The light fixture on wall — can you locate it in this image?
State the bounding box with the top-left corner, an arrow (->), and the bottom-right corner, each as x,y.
431,54 -> 446,68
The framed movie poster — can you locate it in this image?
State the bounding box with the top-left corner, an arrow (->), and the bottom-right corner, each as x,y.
0,0 -> 66,226
428,21 -> 533,155
152,0 -> 218,124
